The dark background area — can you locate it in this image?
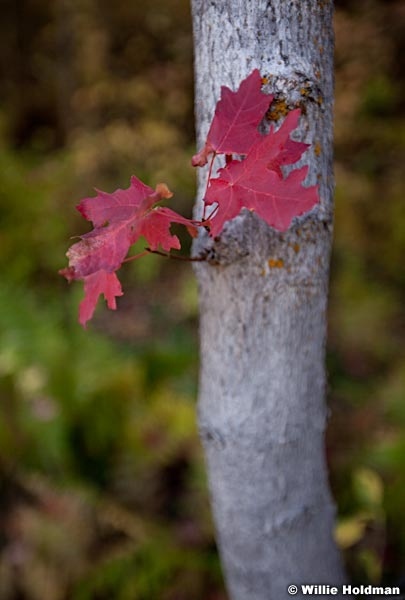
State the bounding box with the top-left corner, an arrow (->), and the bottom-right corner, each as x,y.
0,0 -> 404,597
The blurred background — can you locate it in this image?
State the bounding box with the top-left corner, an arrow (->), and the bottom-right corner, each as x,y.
0,0 -> 404,597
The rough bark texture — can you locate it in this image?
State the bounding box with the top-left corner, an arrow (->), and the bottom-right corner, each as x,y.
191,1 -> 347,599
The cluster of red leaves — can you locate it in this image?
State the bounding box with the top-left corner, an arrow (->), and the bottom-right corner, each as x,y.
59,179 -> 196,326
61,69 -> 318,326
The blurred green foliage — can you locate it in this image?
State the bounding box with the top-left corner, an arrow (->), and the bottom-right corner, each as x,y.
0,0 -> 404,597
330,0 -> 405,584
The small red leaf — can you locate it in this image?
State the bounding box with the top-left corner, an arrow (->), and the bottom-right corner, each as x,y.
65,220 -> 133,279
78,175 -> 154,227
139,207 -> 194,252
264,109 -> 310,176
192,69 -> 272,167
61,176 -> 196,325
79,270 -> 123,327
204,110 -> 318,236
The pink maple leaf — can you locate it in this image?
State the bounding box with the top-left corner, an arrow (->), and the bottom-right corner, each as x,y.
204,109 -> 318,237
261,109 -> 310,176
78,177 -> 161,227
60,176 -> 196,325
79,270 -> 123,327
63,178 -> 183,279
192,69 -> 272,167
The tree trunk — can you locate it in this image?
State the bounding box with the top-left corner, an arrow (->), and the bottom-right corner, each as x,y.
191,1 -> 347,598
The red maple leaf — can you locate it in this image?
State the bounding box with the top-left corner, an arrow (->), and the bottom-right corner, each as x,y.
60,176 -> 196,325
191,69 -> 272,167
204,109 -> 318,237
78,270 -> 123,327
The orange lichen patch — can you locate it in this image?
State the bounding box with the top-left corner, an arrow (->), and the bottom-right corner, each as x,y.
316,95 -> 323,106
300,87 -> 310,97
266,98 -> 289,121
296,100 -> 308,115
268,258 -> 284,269
292,243 -> 300,253
314,141 -> 321,156
261,76 -> 269,85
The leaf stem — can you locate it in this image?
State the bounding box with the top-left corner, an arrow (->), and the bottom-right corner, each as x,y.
122,250 -> 150,263
144,247 -> 207,262
204,203 -> 219,222
202,153 -> 216,221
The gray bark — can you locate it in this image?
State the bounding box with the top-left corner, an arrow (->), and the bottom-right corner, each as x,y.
191,1 -> 347,599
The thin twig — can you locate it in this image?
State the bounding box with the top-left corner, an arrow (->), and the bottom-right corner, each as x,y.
122,250 -> 150,263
